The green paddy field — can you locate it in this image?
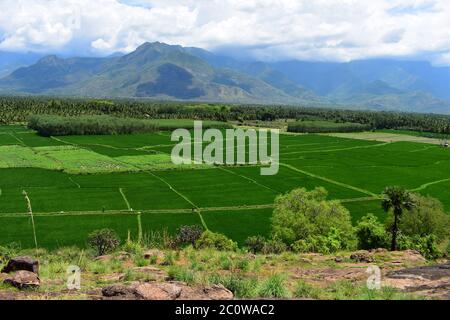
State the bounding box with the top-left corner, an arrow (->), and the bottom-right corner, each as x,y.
1,124 -> 449,248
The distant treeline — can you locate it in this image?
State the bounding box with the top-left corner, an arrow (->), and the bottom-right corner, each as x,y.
28,115 -> 231,136
28,115 -> 159,136
287,120 -> 372,133
2,96 -> 450,133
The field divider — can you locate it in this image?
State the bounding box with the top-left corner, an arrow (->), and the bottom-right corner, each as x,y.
280,162 -> 379,198
281,142 -> 390,155
68,177 -> 81,188
0,204 -> 276,218
409,178 -> 450,192
218,167 -> 280,193
22,190 -> 38,251
119,188 -> 132,211
9,132 -> 27,146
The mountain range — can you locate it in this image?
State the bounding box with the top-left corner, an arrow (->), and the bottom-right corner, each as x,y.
0,42 -> 449,114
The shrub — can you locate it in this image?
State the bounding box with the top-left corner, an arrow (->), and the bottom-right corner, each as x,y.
257,274 -> 289,298
398,234 -> 441,260
245,236 -> 266,254
262,238 -> 287,254
87,229 -> 120,256
398,195 -> 450,241
272,188 -> 355,252
294,280 -> 321,299
355,214 -> 389,250
0,242 -> 20,263
175,225 -> 204,247
195,231 -> 238,251
209,273 -> 258,298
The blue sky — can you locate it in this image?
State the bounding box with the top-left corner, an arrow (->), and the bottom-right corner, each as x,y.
0,0 -> 449,65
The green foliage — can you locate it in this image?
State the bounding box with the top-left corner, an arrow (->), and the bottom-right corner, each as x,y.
208,273 -> 258,298
195,231 -> 238,251
288,120 -> 371,133
355,214 -> 389,250
399,195 -> 450,241
257,274 -> 289,298
167,266 -> 197,284
397,234 -> 441,260
87,229 -> 120,256
0,242 -> 20,263
272,187 -> 355,252
294,280 -> 321,299
382,186 -> 415,251
175,225 -> 204,247
292,228 -> 350,254
261,238 -> 287,254
244,236 -> 266,254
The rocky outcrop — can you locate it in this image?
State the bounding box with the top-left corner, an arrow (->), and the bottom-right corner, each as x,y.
4,271 -> 40,289
350,251 -> 374,263
2,256 -> 39,274
385,263 -> 450,299
102,282 -> 233,300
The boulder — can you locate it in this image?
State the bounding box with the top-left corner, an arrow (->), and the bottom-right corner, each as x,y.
102,282 -> 234,300
102,284 -> 137,300
334,256 -> 344,263
134,282 -> 183,300
2,256 -> 39,274
350,251 -> 374,263
200,285 -> 233,300
4,270 -> 40,289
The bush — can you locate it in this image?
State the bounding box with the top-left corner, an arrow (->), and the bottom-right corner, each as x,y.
294,280 -> 321,299
0,242 -> 20,263
175,225 -> 204,247
355,214 -> 389,250
195,231 -> 238,251
257,274 -> 289,298
398,234 -> 441,260
272,187 -> 355,252
209,273 -> 258,298
292,228 -> 348,254
245,236 -> 266,254
87,229 -> 120,256
262,238 -> 287,254
398,195 -> 450,241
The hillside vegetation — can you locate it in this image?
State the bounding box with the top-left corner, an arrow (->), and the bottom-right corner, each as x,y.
287,120 -> 371,133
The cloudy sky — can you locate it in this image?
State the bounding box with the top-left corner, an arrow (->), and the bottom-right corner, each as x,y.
0,0 -> 449,64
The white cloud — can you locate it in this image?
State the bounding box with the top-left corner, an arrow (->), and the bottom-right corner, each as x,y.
0,0 -> 449,64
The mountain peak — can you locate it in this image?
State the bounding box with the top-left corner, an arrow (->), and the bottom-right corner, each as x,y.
37,55 -> 62,65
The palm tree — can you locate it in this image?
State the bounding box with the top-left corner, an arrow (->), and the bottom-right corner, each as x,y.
381,186 -> 415,251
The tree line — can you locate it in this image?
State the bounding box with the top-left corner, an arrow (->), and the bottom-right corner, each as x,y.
1,96 -> 450,133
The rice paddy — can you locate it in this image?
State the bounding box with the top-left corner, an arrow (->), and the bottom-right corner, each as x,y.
0,124 -> 449,248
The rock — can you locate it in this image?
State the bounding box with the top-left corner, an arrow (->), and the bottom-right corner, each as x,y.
371,248 -> 388,253
201,285 -> 233,300
385,263 -> 450,299
2,256 -> 39,274
144,249 -> 165,261
350,251 -> 374,263
4,271 -> 40,289
102,284 -> 137,300
102,282 -> 234,300
134,282 -> 183,300
334,256 -> 344,263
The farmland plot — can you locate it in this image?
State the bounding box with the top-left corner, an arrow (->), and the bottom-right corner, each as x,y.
0,125 -> 449,248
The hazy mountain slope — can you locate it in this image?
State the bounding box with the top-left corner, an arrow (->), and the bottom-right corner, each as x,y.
1,42 -> 450,113
0,51 -> 43,78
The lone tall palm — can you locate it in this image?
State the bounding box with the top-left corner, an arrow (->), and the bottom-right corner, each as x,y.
381,186 -> 415,251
